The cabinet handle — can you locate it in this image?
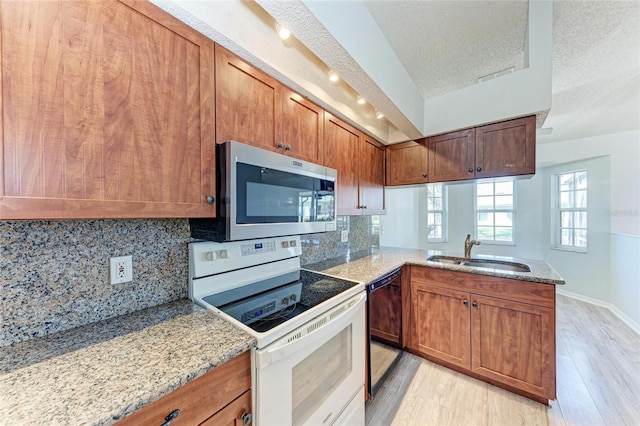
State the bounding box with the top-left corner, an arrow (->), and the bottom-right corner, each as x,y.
422,173 -> 427,178
241,412 -> 252,426
477,166 -> 482,172
468,168 -> 474,173
161,409 -> 180,426
205,196 -> 215,204
472,301 -> 478,308
361,205 -> 367,209
277,142 -> 284,149
285,144 -> 292,151
462,299 -> 468,306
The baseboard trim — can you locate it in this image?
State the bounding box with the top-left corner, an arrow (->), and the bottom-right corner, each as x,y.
556,288 -> 640,335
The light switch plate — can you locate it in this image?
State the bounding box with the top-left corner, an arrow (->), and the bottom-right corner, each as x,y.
341,230 -> 349,243
110,255 -> 133,284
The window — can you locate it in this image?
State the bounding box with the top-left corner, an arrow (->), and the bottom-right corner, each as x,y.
475,181 -> 515,243
556,170 -> 587,250
426,184 -> 447,242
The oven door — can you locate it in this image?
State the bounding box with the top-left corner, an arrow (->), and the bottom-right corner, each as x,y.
254,292 -> 366,426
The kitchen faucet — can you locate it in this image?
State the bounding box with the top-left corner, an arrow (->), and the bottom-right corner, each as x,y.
464,234 -> 481,258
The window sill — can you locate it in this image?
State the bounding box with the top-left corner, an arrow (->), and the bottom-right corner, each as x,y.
551,246 -> 587,253
477,240 -> 515,246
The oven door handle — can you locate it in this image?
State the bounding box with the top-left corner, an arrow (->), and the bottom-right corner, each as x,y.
256,291 -> 366,369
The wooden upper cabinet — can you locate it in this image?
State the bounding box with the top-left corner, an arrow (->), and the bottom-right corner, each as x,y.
428,129 -> 476,183
215,45 -> 324,163
0,0 -> 216,219
215,44 -> 278,151
276,87 -> 324,163
359,136 -> 385,214
475,115 -> 536,178
323,113 -> 385,215
386,139 -> 429,186
324,113 -> 360,216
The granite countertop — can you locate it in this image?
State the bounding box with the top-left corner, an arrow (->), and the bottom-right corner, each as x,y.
304,246 -> 565,286
0,300 -> 255,426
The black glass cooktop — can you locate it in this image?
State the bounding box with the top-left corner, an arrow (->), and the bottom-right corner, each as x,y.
203,270 -> 359,333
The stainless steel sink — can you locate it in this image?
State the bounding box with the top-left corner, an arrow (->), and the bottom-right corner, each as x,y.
426,255 -> 531,273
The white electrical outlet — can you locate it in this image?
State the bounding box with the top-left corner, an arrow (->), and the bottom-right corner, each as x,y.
110,255 -> 133,284
341,230 -> 349,243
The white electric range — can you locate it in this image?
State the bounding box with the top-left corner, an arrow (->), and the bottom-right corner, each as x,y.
189,235 -> 366,426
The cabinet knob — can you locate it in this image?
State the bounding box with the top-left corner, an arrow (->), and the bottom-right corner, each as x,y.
477,166 -> 482,172
468,168 -> 474,173
422,173 -> 427,178
463,299 -> 468,306
241,412 -> 252,426
277,142 -> 284,149
472,301 -> 478,308
161,409 -> 180,426
285,144 -> 292,151
206,196 -> 215,204
362,205 -> 367,209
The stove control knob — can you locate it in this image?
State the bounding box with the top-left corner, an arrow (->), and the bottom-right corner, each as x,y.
289,294 -> 297,302
218,250 -> 229,259
281,297 -> 289,305
289,240 -> 297,247
282,241 -> 290,248
205,251 -> 217,262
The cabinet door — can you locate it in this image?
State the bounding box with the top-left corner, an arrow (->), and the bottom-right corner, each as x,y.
475,115 -> 536,178
359,136 -> 385,214
428,129 -> 475,182
215,44 -> 278,151
323,113 -> 360,215
0,0 -> 215,219
276,88 -> 324,163
200,390 -> 251,426
386,139 -> 429,185
470,294 -> 555,399
410,282 -> 471,369
370,283 -> 402,345
117,351 -> 251,426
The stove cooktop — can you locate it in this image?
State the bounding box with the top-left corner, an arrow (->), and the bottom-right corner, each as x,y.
202,270 -> 360,333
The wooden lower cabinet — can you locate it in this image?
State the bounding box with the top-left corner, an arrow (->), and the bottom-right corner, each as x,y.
409,282 -> 470,369
406,267 -> 556,403
117,351 -> 251,426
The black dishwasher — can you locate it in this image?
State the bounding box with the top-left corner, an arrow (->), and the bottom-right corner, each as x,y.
367,267 -> 403,398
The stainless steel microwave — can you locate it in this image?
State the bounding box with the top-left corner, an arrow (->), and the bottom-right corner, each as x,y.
190,141 -> 337,242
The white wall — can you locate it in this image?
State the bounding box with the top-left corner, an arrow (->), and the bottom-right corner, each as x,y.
380,130 -> 640,330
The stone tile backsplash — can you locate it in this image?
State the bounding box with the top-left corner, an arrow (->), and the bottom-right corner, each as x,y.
0,216 -> 378,347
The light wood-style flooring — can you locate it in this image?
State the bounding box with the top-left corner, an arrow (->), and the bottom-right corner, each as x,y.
365,294 -> 640,426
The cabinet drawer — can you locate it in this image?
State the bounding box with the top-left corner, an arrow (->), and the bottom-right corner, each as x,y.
200,390 -> 252,426
410,267 -> 554,308
117,351 -> 251,426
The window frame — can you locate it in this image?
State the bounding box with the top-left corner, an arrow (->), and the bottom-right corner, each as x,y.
426,183 -> 448,242
474,179 -> 516,246
552,170 -> 588,253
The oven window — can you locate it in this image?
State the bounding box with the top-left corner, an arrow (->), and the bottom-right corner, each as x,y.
236,162 -> 335,224
291,325 -> 352,425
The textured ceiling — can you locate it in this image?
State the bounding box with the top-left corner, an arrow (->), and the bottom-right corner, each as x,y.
364,0 -> 529,99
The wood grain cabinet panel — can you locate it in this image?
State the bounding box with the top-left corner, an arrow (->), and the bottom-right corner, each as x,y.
385,139 -> 429,186
471,295 -> 555,399
475,115 -> 536,178
117,351 -> 251,426
428,129 -> 476,182
409,282 -> 471,369
200,390 -> 252,426
407,266 -> 556,403
370,282 -> 402,345
0,0 -> 216,219
323,113 -> 385,215
359,136 -> 385,214
215,44 -> 278,151
276,87 -> 324,163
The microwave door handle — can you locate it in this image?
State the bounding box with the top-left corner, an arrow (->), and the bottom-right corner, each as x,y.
256,292 -> 365,369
